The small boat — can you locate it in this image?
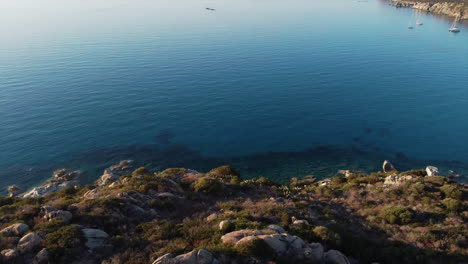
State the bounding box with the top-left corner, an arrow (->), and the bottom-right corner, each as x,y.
449,16 -> 461,32
416,21 -> 423,26
408,26 -> 414,29
205,8 -> 215,11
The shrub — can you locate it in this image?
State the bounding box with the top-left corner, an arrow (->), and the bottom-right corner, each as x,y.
235,237 -> 273,258
425,176 -> 446,186
46,225 -> 85,263
442,198 -> 461,212
209,165 -> 240,178
133,167 -> 150,176
193,177 -> 223,193
382,207 -> 414,225
440,184 -> 462,200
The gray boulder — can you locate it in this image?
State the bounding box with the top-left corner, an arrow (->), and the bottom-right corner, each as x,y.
266,224 -> 285,234
82,228 -> 109,251
96,160 -> 133,186
17,233 -> 42,253
0,223 -> 30,236
304,243 -> 324,262
152,249 -> 218,264
33,248 -> 49,264
324,249 -> 350,264
45,210 -> 73,223
218,220 -> 236,231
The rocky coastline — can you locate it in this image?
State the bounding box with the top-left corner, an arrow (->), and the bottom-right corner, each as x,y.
392,0 -> 468,19
1,160 -> 467,264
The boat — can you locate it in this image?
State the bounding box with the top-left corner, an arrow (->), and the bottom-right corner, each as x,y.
408,26 -> 414,29
416,21 -> 423,26
449,16 -> 461,32
415,12 -> 423,26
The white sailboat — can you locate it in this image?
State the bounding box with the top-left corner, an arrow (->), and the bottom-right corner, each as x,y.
408,11 -> 415,29
449,16 -> 460,32
416,11 -> 423,26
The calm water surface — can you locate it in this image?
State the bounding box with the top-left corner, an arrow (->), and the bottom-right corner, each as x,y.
1,0 -> 468,189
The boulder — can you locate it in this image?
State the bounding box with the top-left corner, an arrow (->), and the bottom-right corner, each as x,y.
197,249 -> 213,264
45,210 -> 73,223
292,219 -> 309,225
152,253 -> 173,264
0,223 -> 30,236
266,224 -> 285,234
34,248 -> 49,264
382,160 -> 396,173
7,185 -> 22,197
17,233 -> 42,253
324,249 -> 350,264
304,243 -> 324,262
96,160 -> 133,186
426,166 -> 440,177
218,220 -> 236,232
173,250 -> 197,264
221,229 -> 265,244
1,249 -> 17,262
82,228 -> 109,250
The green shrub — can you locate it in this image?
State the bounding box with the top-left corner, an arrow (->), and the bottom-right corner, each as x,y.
46,225 -> 84,263
133,167 -> 150,176
440,184 -> 462,200
442,198 -> 461,212
382,207 -> 414,225
193,177 -> 223,193
425,176 -> 446,186
235,237 -> 273,258
209,165 -> 240,178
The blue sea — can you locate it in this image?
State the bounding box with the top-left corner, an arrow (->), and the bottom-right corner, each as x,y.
1,0 -> 468,190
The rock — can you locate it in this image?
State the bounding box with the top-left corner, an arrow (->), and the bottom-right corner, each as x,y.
0,223 -> 30,236
1,249 -> 17,262
17,233 -> 42,253
304,243 -> 324,262
221,229 -> 265,244
22,169 -> 80,198
173,250 -> 197,264
96,160 -> 133,186
383,160 -> 396,173
44,210 -> 73,223
266,224 -> 285,234
152,253 -> 173,264
82,228 -> 109,250
384,174 -> 413,186
7,185 -> 22,197
292,219 -> 309,225
34,248 -> 49,264
324,249 -> 350,264
197,249 -> 213,264
426,166 -> 440,177
255,234 -> 287,255
205,213 -> 218,222
218,220 -> 236,231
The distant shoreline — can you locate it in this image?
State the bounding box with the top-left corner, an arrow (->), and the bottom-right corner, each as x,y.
391,0 -> 468,20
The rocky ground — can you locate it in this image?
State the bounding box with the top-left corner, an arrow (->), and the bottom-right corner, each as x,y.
392,0 -> 468,19
0,160 -> 466,264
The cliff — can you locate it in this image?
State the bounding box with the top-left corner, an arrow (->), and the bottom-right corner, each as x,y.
393,0 -> 468,20
1,161 -> 467,264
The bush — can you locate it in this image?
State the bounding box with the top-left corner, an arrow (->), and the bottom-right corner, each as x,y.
442,198 -> 461,212
382,207 -> 414,225
440,184 -> 462,200
235,237 -> 273,258
46,225 -> 84,263
133,167 -> 150,176
193,177 -> 223,193
209,166 -> 240,178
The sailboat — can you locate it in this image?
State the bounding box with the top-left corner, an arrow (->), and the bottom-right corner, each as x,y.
407,10 -> 415,29
449,16 -> 460,32
416,12 -> 423,26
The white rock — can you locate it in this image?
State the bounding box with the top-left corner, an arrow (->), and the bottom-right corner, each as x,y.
266,224 -> 285,234
384,174 -> 413,186
0,223 -> 30,236
96,160 -> 133,186
218,220 -> 236,231
221,229 -> 264,244
383,160 -> 396,173
426,166 -> 440,177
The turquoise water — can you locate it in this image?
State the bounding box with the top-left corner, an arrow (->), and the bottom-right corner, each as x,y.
1,0 -> 468,190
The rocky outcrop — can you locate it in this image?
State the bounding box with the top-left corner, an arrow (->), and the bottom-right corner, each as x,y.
6,185 -> 22,197
393,1 -> 468,20
221,229 -> 350,263
384,174 -> 413,186
1,249 -> 18,262
22,169 -> 80,198
0,223 -> 30,237
152,249 -> 219,264
97,160 -> 133,186
426,166 -> 440,176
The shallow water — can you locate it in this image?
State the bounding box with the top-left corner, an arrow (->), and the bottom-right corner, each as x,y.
1,0 -> 468,190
